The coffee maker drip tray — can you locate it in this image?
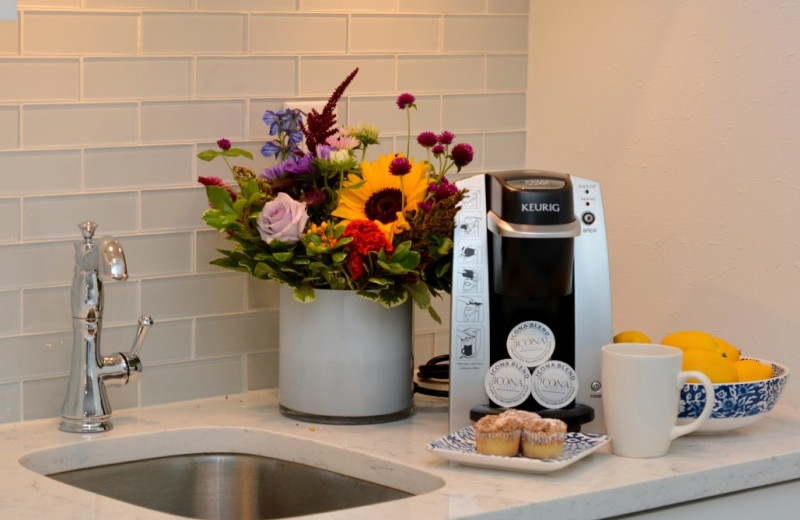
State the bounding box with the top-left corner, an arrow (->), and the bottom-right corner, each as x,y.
469,403 -> 595,433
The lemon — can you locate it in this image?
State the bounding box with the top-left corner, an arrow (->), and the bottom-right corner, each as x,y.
682,349 -> 739,383
715,337 -> 741,362
661,330 -> 723,355
734,359 -> 773,382
613,330 -> 652,343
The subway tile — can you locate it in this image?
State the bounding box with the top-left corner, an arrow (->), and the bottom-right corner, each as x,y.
398,0 -> 485,13
21,377 -> 66,421
99,318 -> 192,364
0,18 -> 19,55
0,198 -> 19,243
22,286 -> 69,333
196,229 -> 234,273
197,56 -> 296,98
104,382 -> 139,411
84,145 -> 194,191
247,278 -> 279,309
0,331 -> 71,380
141,272 -> 247,319
300,56 -> 394,96
487,55 -> 527,91
299,0 -> 395,12
350,15 -> 439,53
348,95 -> 440,135
442,93 -> 525,132
101,282 -> 139,326
195,309 -> 278,358
249,14 -> 347,54
86,0 -> 191,8
0,106 -> 18,149
121,232 -> 193,278
22,192 -> 138,240
484,130 -> 526,170
23,12 -> 138,55
22,103 -> 138,148
443,16 -> 528,53
142,13 -> 245,55
141,356 -> 243,406
0,150 -> 80,196
141,100 -> 245,143
0,59 -> 79,101
0,241 -> 73,289
84,58 -> 193,100
0,290 -> 20,336
246,350 -> 278,390
488,0 -> 529,13
0,381 -> 20,424
398,55 -> 484,93
140,187 -> 208,232
198,0 -> 295,11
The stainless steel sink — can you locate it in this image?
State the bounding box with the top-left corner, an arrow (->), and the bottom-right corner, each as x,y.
48,452 -> 411,520
19,427 -> 444,520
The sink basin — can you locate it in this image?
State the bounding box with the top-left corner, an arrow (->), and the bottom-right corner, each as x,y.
19,427 -> 444,519
49,452 -> 410,519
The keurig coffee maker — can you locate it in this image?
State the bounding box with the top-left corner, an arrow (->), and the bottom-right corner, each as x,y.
449,171 -> 612,433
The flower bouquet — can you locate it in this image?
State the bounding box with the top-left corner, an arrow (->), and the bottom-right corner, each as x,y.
198,68 -> 470,322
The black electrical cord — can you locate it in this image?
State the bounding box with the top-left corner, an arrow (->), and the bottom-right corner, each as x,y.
413,354 -> 449,397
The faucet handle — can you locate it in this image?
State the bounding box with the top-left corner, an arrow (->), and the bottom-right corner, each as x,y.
130,314 -> 153,357
79,221 -> 98,243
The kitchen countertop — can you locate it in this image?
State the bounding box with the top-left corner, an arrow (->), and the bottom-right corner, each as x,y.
1,390 -> 799,519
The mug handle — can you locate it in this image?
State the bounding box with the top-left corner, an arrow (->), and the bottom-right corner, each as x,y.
669,370 -> 715,440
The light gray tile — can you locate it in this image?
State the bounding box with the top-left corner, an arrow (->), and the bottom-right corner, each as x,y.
141,357 -> 243,406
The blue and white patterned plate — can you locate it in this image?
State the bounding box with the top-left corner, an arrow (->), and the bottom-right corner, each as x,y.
426,427 -> 610,474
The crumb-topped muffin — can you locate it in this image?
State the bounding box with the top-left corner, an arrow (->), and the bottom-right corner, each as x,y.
520,418 -> 567,459
473,412 -> 522,456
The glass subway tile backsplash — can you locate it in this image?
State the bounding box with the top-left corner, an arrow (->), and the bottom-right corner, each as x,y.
0,1 -> 528,423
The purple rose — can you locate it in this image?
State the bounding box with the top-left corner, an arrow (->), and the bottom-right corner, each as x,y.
257,192 -> 308,245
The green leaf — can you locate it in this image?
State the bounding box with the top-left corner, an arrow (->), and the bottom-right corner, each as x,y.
225,148 -> 254,160
254,262 -> 280,278
331,251 -> 347,263
273,252 -> 293,263
198,149 -> 221,161
377,287 -> 408,308
366,276 -> 391,286
355,290 -> 380,302
436,237 -> 454,256
205,185 -> 235,212
435,260 -> 451,278
293,286 -> 316,303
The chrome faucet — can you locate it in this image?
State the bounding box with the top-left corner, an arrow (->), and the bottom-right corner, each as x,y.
59,222 -> 153,433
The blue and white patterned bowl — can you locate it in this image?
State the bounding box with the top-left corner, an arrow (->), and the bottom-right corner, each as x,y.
678,357 -> 789,434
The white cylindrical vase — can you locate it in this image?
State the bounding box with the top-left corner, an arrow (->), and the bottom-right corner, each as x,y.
278,285 -> 414,424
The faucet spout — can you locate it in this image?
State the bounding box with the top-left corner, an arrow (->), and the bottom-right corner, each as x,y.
59,222 -> 153,434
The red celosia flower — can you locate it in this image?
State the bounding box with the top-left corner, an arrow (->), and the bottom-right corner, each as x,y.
343,220 -> 393,257
416,131 -> 437,148
437,131 -> 454,145
396,92 -> 416,109
451,143 -> 474,170
389,155 -> 412,176
198,176 -> 237,200
216,138 -> 232,151
346,253 -> 365,280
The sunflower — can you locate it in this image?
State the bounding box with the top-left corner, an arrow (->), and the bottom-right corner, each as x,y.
332,153 -> 429,242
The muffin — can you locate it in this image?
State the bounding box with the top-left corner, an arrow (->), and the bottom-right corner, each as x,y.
520,418 -> 567,459
500,409 -> 541,422
473,413 -> 522,456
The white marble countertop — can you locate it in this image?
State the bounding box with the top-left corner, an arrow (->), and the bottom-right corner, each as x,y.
2,390 -> 799,519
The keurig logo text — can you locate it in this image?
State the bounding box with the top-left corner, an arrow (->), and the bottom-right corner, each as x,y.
506,320 -> 555,367
521,203 -> 560,212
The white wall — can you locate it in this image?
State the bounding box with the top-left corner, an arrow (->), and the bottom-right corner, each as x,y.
0,0 -> 528,424
528,1 -> 799,406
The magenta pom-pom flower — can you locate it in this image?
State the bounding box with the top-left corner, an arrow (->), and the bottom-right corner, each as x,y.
437,131 -> 454,145
389,155 -> 412,176
216,138 -> 232,151
416,131 -> 438,148
396,93 -> 416,110
451,143 -> 474,171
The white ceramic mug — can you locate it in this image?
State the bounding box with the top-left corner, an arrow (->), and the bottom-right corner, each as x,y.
601,343 -> 715,458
